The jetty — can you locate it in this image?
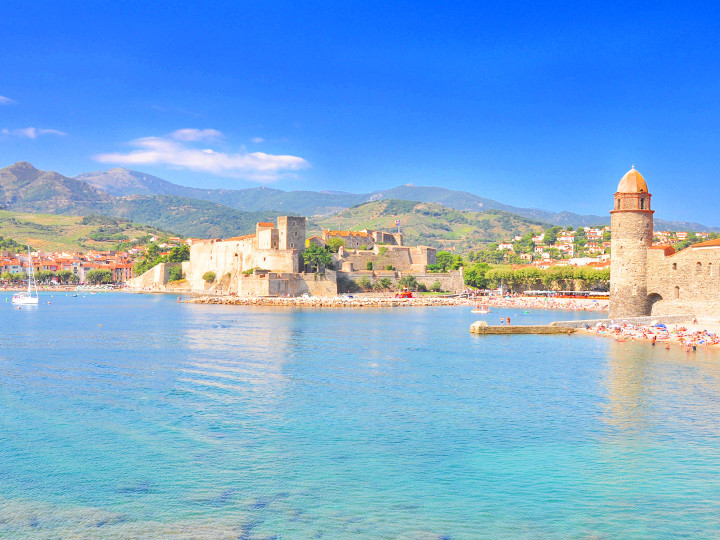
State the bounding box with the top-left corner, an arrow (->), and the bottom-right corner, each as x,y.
470,321 -> 574,335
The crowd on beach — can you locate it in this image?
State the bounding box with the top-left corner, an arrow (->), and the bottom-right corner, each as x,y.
583,320 -> 720,351
480,295 -> 609,312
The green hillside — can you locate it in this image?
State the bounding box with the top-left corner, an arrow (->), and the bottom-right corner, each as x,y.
0,162 -> 281,239
0,210 -> 172,252
99,195 -> 282,239
314,200 -> 547,251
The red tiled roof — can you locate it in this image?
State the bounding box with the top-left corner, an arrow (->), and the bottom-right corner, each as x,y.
649,245 -> 676,256
257,222 -> 275,227
225,234 -> 256,241
692,238 -> 720,249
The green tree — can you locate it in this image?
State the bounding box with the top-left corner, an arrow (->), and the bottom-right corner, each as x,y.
327,237 -> 346,253
513,233 -> 534,254
35,270 -> 56,283
463,262 -> 490,289
434,251 -> 454,272
430,280 -> 442,292
169,266 -> 184,281
544,227 -> 561,245
1,271 -> 13,282
303,243 -> 333,271
56,269 -> 74,284
366,261 -> 373,270
398,275 -> 418,290
202,271 -> 216,283
167,244 -> 190,262
86,269 -> 113,284
357,276 -> 372,290
379,277 -> 392,290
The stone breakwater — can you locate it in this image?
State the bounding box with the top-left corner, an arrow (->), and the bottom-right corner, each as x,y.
184,295 -> 471,308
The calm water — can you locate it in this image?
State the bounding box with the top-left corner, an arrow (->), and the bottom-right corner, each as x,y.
2,293 -> 720,538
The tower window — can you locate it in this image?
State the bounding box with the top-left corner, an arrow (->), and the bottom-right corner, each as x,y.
696,262 -> 702,273
675,286 -> 680,299
640,198 -> 645,209
672,263 -> 677,270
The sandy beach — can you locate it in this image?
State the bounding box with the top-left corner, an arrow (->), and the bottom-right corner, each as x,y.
579,319 -> 720,350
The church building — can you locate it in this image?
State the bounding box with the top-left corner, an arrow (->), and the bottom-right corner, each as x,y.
609,167 -> 720,318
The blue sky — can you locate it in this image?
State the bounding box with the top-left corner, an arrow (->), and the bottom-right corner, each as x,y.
1,1 -> 719,225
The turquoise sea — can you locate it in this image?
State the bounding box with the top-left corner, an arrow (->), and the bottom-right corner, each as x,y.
2,293 -> 720,538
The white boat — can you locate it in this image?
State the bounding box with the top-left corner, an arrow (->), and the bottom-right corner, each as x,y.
11,247 -> 39,305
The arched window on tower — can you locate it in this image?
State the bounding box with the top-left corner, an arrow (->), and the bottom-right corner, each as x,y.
640,198 -> 645,209
709,262 -> 713,277
675,286 -> 680,299
696,262 -> 702,274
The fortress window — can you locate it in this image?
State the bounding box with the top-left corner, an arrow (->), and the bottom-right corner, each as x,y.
709,263 -> 713,277
675,286 -> 680,299
640,198 -> 645,209
672,263 -> 677,270
696,262 -> 702,273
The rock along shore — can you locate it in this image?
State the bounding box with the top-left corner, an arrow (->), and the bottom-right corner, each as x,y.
183,295 -> 470,308
183,294 -> 610,310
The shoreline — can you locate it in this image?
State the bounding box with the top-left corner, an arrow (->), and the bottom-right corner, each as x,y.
182,294 -> 611,311
578,320 -> 720,350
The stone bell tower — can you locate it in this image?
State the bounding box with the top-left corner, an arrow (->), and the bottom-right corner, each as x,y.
609,166 -> 654,318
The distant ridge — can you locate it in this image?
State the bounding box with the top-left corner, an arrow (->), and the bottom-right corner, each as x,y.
0,162 -> 280,238
74,166 -> 719,231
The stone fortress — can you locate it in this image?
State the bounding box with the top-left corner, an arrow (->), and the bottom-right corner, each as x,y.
610,167 -> 720,318
129,216 -> 464,295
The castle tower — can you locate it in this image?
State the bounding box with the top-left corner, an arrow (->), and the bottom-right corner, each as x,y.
277,216 -> 306,251
609,166 -> 654,318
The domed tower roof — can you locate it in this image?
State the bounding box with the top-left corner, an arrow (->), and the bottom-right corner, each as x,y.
617,166 -> 648,193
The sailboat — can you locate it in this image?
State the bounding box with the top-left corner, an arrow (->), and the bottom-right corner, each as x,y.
12,247 -> 39,305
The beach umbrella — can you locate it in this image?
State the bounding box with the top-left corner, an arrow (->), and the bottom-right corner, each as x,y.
653,323 -> 667,329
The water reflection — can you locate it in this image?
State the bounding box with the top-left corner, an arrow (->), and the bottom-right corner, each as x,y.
601,339 -> 720,439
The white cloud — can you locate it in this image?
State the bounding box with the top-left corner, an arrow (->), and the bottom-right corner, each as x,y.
170,128 -> 223,142
251,137 -> 265,144
95,132 -> 309,182
0,95 -> 16,105
1,127 -> 67,138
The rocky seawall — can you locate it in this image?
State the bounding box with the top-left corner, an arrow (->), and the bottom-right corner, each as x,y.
184,295 -> 470,308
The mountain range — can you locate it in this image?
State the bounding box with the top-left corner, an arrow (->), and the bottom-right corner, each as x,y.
0,162 -> 716,243
75,166 -> 717,232
0,162 -> 278,238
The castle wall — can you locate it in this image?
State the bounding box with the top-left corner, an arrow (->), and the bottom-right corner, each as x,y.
186,238 -> 255,291
126,262 -> 169,290
237,270 -> 337,297
336,269 -> 463,293
647,246 -> 720,317
609,210 -> 653,318
336,245 -> 436,273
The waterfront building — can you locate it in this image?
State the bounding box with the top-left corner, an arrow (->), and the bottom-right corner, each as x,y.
609,167 -> 720,318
